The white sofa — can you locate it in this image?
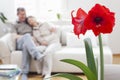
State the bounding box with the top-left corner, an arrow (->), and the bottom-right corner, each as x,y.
104,64 -> 120,80
0,24 -> 113,73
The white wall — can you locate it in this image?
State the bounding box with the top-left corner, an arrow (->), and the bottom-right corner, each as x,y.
0,0 -> 15,22
0,0 -> 16,37
67,0 -> 120,54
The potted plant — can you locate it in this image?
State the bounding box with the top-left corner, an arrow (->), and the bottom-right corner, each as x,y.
50,3 -> 115,80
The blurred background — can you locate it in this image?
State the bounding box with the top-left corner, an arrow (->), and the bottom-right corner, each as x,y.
0,0 -> 120,54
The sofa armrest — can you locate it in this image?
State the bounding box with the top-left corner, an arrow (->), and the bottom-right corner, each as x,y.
11,51 -> 22,68
0,33 -> 13,64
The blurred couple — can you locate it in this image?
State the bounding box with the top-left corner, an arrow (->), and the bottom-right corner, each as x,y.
13,7 -> 61,80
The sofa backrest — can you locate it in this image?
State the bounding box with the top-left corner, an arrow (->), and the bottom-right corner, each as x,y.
1,22 -> 109,52
53,23 -> 109,47
0,22 -> 14,37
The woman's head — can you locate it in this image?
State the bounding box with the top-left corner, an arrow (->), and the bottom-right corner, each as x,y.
26,16 -> 37,27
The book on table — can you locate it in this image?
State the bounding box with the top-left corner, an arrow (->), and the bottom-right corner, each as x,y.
0,65 -> 21,78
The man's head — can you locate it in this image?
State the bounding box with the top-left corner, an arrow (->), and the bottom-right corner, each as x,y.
17,7 -> 26,22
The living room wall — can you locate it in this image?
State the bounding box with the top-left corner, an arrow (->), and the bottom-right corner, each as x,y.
0,0 -> 15,22
0,0 -> 15,37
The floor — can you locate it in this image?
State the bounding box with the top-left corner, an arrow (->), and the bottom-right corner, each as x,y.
27,74 -> 87,80
0,54 -> 120,80
113,54 -> 120,64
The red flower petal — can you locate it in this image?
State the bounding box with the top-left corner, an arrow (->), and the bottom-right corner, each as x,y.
84,4 -> 115,36
71,8 -> 87,38
76,8 -> 87,19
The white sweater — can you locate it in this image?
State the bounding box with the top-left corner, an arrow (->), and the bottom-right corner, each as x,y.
33,22 -> 59,45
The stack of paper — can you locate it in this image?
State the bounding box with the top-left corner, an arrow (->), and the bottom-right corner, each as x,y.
0,65 -> 21,78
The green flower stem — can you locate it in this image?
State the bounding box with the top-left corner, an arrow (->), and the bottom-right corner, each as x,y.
98,34 -> 104,80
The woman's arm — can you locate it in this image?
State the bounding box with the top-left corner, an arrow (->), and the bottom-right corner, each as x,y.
33,26 -> 48,46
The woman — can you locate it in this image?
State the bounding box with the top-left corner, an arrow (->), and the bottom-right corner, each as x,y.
26,16 -> 61,80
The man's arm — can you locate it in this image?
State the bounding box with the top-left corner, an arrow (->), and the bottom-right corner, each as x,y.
11,24 -> 21,40
11,23 -> 17,33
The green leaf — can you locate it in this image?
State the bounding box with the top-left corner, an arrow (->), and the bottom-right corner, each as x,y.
84,38 -> 97,78
0,13 -> 7,20
61,59 -> 97,80
53,73 -> 83,80
0,16 -> 5,23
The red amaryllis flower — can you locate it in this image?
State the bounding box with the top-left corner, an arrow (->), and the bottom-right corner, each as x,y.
71,8 -> 87,38
84,4 -> 115,36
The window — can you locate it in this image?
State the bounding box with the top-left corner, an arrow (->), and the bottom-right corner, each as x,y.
15,0 -> 37,16
14,0 -> 67,21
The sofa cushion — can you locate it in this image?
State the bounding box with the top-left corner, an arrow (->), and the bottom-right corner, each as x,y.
10,46 -> 112,73
52,46 -> 112,72
66,30 -> 98,47
66,32 -> 84,47
60,25 -> 74,46
4,33 -> 17,52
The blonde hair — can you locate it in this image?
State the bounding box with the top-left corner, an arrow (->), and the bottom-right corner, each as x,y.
26,16 -> 35,25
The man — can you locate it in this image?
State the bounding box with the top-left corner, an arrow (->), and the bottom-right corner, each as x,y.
13,8 -> 44,80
